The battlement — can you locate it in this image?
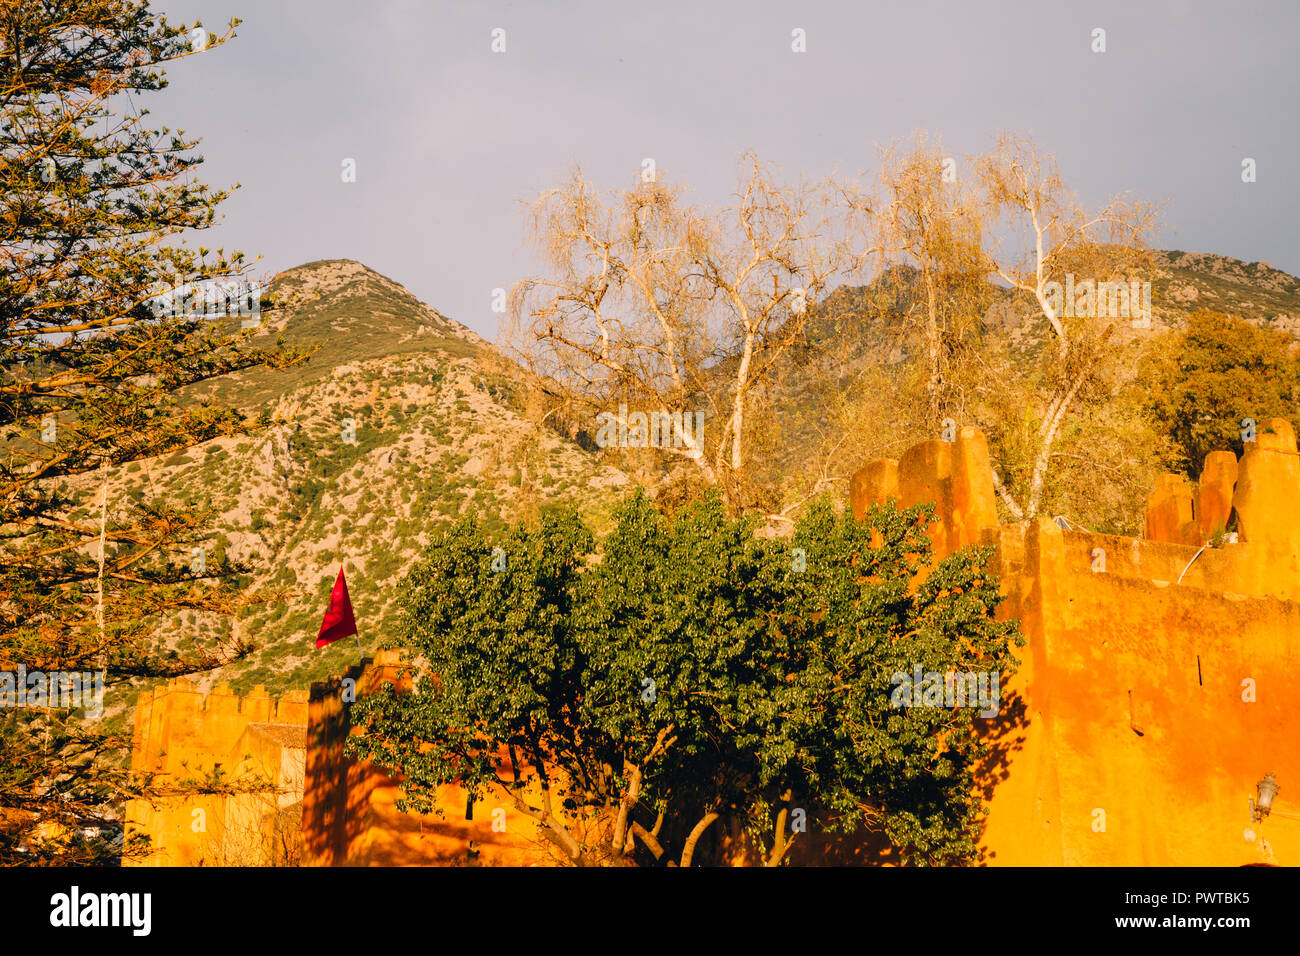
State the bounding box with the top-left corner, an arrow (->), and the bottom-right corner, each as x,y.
850,424 -> 1000,554
130,677 -> 308,776
849,422 -> 1300,865
137,676 -> 309,718
125,678 -> 310,866
851,417 -> 1300,603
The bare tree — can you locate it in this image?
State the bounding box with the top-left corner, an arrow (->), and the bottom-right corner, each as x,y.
508,155 -> 845,510
974,133 -> 1159,518
845,132 -> 986,431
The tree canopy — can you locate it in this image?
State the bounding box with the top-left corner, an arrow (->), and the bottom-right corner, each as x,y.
1140,309 -> 1300,476
346,490 -> 1023,866
1,0 -> 302,863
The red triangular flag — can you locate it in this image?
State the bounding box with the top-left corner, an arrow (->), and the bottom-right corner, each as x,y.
316,566 -> 358,649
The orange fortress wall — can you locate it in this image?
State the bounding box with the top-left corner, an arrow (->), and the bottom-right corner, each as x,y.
124,680 -> 308,866
850,420 -> 1300,865
126,420 -> 1300,865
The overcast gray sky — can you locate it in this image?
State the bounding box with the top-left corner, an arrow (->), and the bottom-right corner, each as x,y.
150,0 -> 1300,340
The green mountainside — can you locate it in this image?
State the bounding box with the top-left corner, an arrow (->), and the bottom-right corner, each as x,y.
95,260 -> 629,720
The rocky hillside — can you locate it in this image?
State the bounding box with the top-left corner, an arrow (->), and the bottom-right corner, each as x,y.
977,250 -> 1300,339
743,250 -> 1300,512
97,260 -> 629,717
1149,250 -> 1300,332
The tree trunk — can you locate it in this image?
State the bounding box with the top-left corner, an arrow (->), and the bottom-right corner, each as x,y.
923,260 -> 941,427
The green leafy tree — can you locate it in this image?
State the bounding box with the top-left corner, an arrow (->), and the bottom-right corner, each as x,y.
1,0 -> 306,863
347,491 -> 1023,866
1140,310 -> 1300,475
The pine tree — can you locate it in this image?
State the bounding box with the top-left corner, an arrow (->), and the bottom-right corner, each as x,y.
1,0 -> 306,863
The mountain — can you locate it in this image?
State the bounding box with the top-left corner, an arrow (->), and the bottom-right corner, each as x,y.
1149,250 -> 1300,331
976,250 -> 1300,338
95,260 -> 630,719
731,250 -> 1300,518
93,251 -> 1300,721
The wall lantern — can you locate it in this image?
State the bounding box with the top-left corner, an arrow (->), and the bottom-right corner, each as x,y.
1252,772 -> 1280,822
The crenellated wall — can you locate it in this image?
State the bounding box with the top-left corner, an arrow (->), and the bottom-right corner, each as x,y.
124,679 -> 308,866
850,418 -> 1300,865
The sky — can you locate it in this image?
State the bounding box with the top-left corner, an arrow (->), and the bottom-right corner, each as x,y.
148,0 -> 1300,341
